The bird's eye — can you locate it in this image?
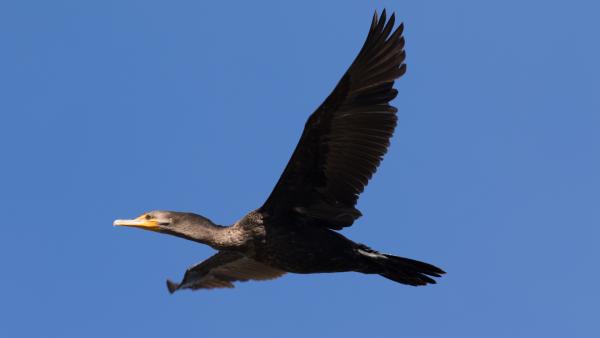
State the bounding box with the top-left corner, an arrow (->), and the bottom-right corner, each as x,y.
145,214 -> 152,220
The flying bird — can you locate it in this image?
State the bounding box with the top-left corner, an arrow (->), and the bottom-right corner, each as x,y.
115,10 -> 445,293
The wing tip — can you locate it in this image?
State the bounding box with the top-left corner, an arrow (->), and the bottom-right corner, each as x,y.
372,10 -> 378,27
166,279 -> 180,294
373,9 -> 403,35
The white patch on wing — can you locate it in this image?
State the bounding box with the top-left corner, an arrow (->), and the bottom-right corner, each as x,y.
357,248 -> 387,259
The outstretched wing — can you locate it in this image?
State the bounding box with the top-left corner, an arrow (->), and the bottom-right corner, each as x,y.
166,251 -> 286,293
260,10 -> 406,230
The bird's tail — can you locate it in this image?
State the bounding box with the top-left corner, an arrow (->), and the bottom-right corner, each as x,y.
358,247 -> 445,286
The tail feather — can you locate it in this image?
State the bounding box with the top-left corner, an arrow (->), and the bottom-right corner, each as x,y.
359,248 -> 445,286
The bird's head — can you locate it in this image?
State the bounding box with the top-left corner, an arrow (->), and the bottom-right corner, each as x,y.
113,210 -> 177,232
114,210 -> 220,245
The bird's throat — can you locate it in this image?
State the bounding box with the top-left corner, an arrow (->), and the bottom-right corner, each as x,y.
164,222 -> 244,250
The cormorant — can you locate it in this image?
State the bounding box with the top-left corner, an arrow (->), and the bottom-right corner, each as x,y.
114,10 -> 445,293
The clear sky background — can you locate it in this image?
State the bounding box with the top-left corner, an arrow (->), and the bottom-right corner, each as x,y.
1,1 -> 598,337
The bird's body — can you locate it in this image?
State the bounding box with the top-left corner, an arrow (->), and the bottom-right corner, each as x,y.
115,10 -> 445,293
237,211 -> 365,274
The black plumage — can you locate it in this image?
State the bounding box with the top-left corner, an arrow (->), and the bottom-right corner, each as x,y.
115,10 -> 445,292
262,11 -> 406,230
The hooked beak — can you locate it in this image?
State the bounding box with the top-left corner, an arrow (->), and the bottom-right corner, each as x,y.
114,215 -> 167,232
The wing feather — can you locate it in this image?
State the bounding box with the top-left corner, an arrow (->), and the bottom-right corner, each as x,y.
261,10 -> 406,230
167,251 -> 286,293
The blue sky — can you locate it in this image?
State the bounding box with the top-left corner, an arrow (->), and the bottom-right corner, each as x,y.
1,1 -> 598,337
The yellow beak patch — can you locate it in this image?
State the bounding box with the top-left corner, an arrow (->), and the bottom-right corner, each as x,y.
113,215 -> 160,231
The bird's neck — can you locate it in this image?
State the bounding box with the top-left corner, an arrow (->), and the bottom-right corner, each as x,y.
166,216 -> 246,250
